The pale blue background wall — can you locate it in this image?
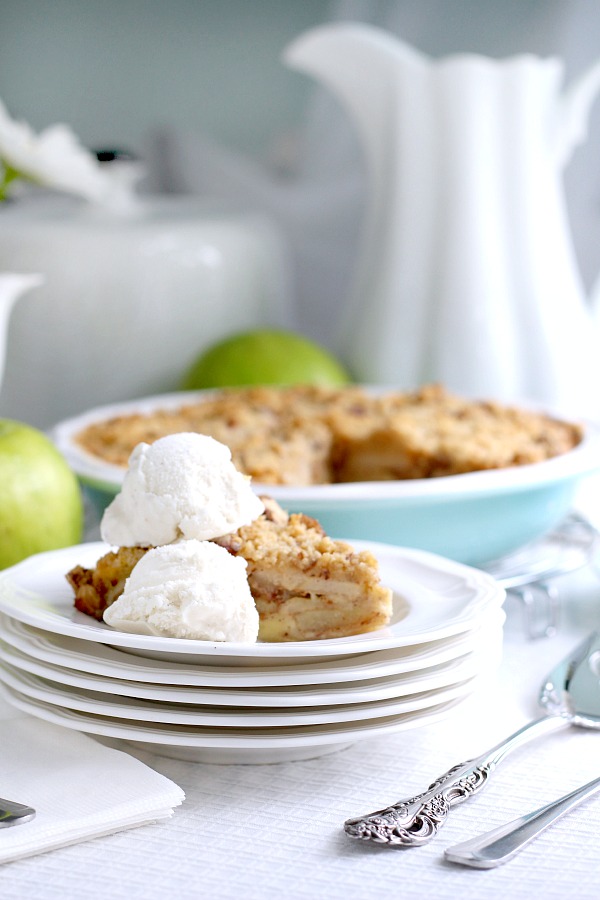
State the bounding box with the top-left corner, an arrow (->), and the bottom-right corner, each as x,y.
0,0 -> 330,159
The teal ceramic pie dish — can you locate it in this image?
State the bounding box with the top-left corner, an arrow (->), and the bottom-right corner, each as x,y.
51,391 -> 600,567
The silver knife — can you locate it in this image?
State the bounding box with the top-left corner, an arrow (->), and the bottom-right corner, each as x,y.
444,774 -> 600,868
0,797 -> 35,828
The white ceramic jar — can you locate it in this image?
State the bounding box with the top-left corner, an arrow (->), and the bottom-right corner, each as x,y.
0,194 -> 291,428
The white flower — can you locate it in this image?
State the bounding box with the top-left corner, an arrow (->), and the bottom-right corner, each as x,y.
0,98 -> 140,208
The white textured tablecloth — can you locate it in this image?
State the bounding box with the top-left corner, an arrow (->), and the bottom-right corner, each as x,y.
1,505 -> 600,897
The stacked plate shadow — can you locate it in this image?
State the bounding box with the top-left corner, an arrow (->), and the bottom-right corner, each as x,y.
0,541 -> 506,763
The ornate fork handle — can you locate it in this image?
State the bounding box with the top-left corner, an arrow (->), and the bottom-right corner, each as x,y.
344,714 -> 568,846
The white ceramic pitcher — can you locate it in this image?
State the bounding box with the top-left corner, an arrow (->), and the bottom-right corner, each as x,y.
285,23 -> 600,416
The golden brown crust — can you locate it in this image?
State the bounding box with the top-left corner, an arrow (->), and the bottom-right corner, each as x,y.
74,384 -> 584,485
333,384 -> 584,480
66,545 -> 149,620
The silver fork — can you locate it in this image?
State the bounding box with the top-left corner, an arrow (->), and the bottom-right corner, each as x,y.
0,797 -> 35,828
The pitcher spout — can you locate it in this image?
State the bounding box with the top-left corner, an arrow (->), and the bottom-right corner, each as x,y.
0,273 -> 43,397
284,23 -> 427,166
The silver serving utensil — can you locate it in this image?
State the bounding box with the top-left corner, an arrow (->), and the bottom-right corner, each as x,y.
444,773 -> 600,868
0,797 -> 35,828
484,514 -> 600,639
344,631 -> 600,846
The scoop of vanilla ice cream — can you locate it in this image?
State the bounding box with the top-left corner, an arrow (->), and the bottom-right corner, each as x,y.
103,540 -> 259,642
100,432 -> 264,547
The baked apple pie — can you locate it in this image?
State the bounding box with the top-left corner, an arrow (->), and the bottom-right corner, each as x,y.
74,384 -> 583,485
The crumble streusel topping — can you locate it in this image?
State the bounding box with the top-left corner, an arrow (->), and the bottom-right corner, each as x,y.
75,384 -> 583,485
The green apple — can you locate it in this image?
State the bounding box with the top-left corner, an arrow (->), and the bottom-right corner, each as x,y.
0,419 -> 83,569
181,328 -> 352,389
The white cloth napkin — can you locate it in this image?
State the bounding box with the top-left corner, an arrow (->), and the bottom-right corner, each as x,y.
0,698 -> 185,864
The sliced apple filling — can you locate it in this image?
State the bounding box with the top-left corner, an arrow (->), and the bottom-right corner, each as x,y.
213,497 -> 393,641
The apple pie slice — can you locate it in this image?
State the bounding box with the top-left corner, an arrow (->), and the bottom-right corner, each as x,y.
66,497 -> 393,641
212,497 -> 393,641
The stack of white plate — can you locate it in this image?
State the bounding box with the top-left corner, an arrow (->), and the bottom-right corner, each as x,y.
0,541 -> 505,764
